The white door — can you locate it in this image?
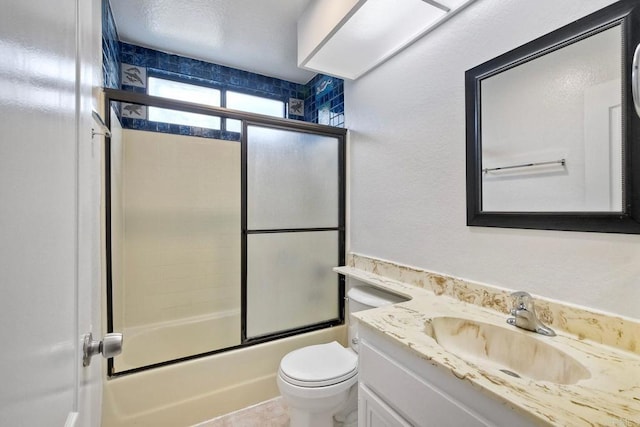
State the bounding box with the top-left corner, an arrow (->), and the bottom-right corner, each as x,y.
584,79 -> 623,211
0,0 -> 103,426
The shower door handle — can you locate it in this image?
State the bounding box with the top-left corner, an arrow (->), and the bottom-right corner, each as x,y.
632,43 -> 640,118
82,332 -> 123,366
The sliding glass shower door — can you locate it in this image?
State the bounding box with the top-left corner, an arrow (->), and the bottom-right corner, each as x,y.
105,89 -> 345,375
244,125 -> 344,339
108,102 -> 242,372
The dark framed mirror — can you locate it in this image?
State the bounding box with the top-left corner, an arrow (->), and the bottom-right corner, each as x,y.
466,0 -> 640,233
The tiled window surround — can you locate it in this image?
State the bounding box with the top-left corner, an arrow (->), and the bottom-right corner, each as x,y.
306,74 -> 345,128
101,1 -> 345,138
102,0 -> 120,90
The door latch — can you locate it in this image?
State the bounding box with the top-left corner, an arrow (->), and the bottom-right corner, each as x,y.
82,332 -> 123,366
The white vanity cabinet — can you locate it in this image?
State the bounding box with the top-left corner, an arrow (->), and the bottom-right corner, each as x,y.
357,327 -> 538,427
359,384 -> 412,427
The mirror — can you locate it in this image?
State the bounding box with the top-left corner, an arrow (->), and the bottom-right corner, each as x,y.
482,26 -> 622,213
466,0 -> 640,233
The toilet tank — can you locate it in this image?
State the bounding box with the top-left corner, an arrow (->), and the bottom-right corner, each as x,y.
347,285 -> 406,313
347,285 -> 407,352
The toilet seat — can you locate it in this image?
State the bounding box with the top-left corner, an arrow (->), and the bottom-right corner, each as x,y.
279,341 -> 357,387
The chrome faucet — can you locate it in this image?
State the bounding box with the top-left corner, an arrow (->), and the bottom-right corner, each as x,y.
506,291 -> 556,336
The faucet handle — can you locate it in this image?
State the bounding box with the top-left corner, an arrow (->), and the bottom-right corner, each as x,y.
507,291 -> 556,336
510,291 -> 533,310
510,291 -> 531,298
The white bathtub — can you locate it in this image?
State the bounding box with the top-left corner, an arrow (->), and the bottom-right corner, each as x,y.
114,310 -> 242,372
103,325 -> 347,427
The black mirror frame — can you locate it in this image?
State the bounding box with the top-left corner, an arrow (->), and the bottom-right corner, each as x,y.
466,0 -> 640,234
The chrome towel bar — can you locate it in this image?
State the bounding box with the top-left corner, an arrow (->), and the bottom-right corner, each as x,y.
483,158 -> 566,174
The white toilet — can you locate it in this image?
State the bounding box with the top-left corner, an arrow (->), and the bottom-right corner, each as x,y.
277,285 -> 406,427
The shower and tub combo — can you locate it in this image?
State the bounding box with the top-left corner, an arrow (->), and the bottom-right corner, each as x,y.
102,89 -> 348,426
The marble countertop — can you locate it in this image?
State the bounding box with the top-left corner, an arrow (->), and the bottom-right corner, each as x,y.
336,266 -> 640,427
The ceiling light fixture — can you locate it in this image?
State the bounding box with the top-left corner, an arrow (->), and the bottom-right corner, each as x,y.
298,0 -> 476,80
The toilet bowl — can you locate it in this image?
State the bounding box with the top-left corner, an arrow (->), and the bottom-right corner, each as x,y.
277,341 -> 358,427
277,285 -> 406,427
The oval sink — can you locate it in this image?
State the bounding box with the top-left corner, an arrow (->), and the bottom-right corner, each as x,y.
424,316 -> 590,384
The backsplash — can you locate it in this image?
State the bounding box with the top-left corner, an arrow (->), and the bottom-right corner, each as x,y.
347,253 -> 640,356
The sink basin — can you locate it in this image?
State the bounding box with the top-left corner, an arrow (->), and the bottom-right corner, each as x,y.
424,317 -> 590,384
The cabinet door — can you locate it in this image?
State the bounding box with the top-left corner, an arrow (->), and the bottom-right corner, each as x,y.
359,340 -> 489,426
359,384 -> 412,427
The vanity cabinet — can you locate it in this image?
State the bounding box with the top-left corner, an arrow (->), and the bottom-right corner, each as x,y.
358,327 -> 537,427
359,384 -> 412,427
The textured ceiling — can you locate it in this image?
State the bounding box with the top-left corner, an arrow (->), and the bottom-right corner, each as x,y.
109,0 -> 317,84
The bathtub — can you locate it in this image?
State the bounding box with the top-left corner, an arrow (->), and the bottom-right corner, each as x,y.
102,325 -> 347,427
113,310 -> 242,372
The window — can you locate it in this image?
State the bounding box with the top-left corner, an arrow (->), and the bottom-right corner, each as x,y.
148,77 -> 221,129
146,77 -> 286,133
226,91 -> 285,132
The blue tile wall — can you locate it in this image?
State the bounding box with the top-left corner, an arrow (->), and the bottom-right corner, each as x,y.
120,117 -> 241,141
304,74 -> 344,127
102,4 -> 345,138
119,42 -> 310,105
102,0 -> 120,89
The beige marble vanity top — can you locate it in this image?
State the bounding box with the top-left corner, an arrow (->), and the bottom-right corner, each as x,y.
335,264 -> 640,427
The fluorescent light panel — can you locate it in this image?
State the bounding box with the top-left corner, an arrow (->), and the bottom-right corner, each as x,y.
302,0 -> 474,80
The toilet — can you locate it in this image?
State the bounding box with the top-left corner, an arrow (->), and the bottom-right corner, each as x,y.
277,285 -> 406,427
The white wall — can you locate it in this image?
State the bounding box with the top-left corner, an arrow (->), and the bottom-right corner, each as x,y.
346,0 -> 640,319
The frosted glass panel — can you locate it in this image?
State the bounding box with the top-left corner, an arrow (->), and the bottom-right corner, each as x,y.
246,231 -> 339,338
247,126 -> 339,229
111,128 -> 241,372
